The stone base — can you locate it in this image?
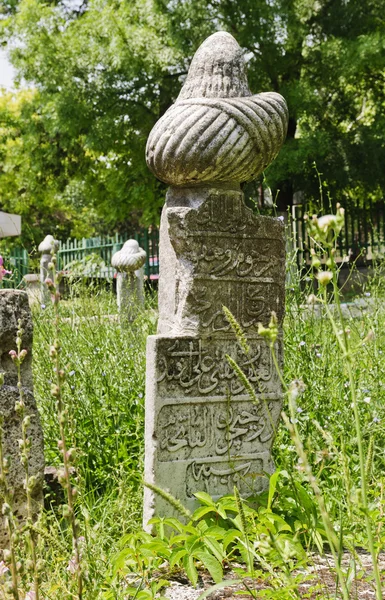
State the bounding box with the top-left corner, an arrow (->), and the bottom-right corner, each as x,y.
0,387 -> 44,549
143,334 -> 283,526
0,291 -> 45,550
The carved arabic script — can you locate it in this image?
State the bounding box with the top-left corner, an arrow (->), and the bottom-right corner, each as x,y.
156,338 -> 278,396
186,458 -> 266,496
157,400 -> 281,461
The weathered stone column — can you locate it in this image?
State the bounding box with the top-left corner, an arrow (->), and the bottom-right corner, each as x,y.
143,31 -> 288,525
0,290 -> 45,549
38,234 -> 59,306
111,240 -> 147,318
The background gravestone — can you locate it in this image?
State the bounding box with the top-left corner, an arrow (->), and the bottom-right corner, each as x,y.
111,239 -> 147,318
144,31 -> 288,525
38,234 -> 59,306
0,290 -> 45,550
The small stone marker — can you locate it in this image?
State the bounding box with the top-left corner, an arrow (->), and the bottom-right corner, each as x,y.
23,274 -> 40,305
143,32 -> 288,524
111,240 -> 147,318
0,290 -> 45,549
38,234 -> 59,306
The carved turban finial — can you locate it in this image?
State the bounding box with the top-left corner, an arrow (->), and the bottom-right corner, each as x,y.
111,240 -> 147,273
146,31 -> 288,186
38,235 -> 59,255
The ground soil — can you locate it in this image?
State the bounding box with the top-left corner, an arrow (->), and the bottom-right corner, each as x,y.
165,552 -> 385,599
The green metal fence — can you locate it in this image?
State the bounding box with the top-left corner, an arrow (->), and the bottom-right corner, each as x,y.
1,247 -> 29,288
56,229 -> 159,281
2,228 -> 159,289
4,199 -> 385,289
291,198 -> 385,268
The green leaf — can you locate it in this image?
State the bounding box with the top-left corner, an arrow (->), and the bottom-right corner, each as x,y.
193,550 -> 223,583
223,529 -> 241,551
183,553 -> 198,587
169,548 -> 187,568
185,534 -> 202,553
164,517 -> 185,533
267,469 -> 281,510
204,526 -> 228,539
203,536 -> 225,562
192,506 -> 216,521
111,548 -> 135,575
194,491 -> 216,506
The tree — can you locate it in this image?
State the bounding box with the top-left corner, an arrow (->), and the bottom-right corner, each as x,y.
0,0 -> 384,245
0,89 -> 99,246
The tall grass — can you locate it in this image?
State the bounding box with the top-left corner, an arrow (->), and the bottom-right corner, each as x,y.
33,288 -> 157,495
0,256 -> 383,598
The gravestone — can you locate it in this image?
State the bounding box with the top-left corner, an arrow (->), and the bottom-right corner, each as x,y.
111,240 -> 147,318
0,290 -> 45,550
23,274 -> 40,306
38,234 -> 59,306
143,31 -> 288,525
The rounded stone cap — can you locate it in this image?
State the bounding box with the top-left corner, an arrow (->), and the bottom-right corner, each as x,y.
38,234 -> 59,254
178,31 -> 252,100
111,240 -> 147,273
146,31 -> 288,187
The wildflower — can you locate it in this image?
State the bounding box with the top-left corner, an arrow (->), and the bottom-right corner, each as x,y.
363,397 -> 371,404
363,330 -> 375,344
299,341 -> 306,347
69,370 -> 75,376
306,204 -> 345,241
0,256 -> 12,282
336,410 -> 341,415
0,561 -> 9,576
41,304 -> 46,310
310,248 -> 321,269
288,380 -> 306,402
317,270 -> 333,286
67,557 -> 77,574
373,417 -> 380,423
316,352 -> 321,358
25,591 -> 36,600
365,292 -> 371,297
296,407 -> 303,413
258,311 -> 278,343
306,293 -> 319,305
67,536 -> 85,573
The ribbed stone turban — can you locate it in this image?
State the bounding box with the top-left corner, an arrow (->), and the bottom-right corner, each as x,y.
146,31 -> 288,186
111,240 -> 147,273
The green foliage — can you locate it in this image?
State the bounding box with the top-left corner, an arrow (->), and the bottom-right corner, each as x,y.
110,481 -> 310,597
1,0 -> 385,243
